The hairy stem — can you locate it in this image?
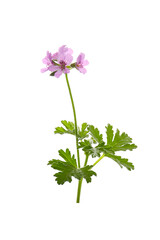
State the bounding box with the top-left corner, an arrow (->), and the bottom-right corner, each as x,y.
65,74 -> 80,168
84,154 -> 89,167
65,74 -> 82,203
76,154 -> 89,203
76,178 -> 83,203
92,154 -> 105,167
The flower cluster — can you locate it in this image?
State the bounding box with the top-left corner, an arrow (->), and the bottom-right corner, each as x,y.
41,45 -> 89,78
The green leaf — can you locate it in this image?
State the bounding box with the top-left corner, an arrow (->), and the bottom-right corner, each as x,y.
78,140 -> 105,158
95,142 -> 115,155
88,125 -> 103,143
106,124 -> 114,145
105,153 -> 134,171
48,160 -> 76,184
105,124 -> 137,152
78,139 -> 92,150
54,120 -> 89,140
54,120 -> 75,136
48,159 -> 97,185
61,120 -> 75,131
79,165 -> 97,183
81,122 -> 88,132
58,148 -> 77,168
78,123 -> 89,139
113,129 -> 132,145
78,140 -> 96,157
113,144 -> 137,151
54,127 -> 68,134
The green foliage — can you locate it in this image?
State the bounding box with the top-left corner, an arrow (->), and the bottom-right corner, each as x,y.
87,125 -> 103,143
79,165 -> 97,183
104,124 -> 137,170
48,160 -> 75,184
58,148 -> 77,168
78,123 -> 137,171
50,122 -> 137,186
54,120 -> 75,135
106,124 -> 114,145
105,124 -> 137,152
48,148 -> 97,185
105,153 -> 134,171
78,123 -> 89,139
54,120 -> 89,139
78,140 -> 106,158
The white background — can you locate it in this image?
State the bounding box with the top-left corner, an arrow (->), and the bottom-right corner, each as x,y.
0,0 -> 160,239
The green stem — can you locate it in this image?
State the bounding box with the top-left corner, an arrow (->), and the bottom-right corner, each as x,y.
76,154 -> 89,203
84,154 -> 89,167
65,74 -> 82,203
76,178 -> 83,203
92,154 -> 105,167
65,74 -> 80,168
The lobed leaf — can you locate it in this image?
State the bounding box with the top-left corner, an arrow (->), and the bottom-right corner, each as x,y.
78,140 -> 100,157
54,120 -> 89,139
87,125 -> 103,143
106,124 -> 114,145
78,122 -> 89,139
58,148 -> 77,168
61,120 -> 75,131
48,159 -> 97,185
54,126 -> 68,134
79,165 -> 97,183
105,153 -> 134,171
48,160 -> 75,184
105,124 -> 137,152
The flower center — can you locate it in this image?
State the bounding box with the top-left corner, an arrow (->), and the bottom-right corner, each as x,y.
77,63 -> 82,68
60,60 -> 66,70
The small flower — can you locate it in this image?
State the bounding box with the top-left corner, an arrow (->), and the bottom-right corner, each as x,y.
41,45 -> 74,78
54,52 -> 73,78
76,53 -> 89,74
53,45 -> 73,78
41,51 -> 57,73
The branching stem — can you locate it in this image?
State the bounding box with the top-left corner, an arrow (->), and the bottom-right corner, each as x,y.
92,154 -> 105,167
65,74 -> 105,203
76,154 -> 89,203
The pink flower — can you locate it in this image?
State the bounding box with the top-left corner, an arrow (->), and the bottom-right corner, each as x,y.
54,50 -> 73,78
51,45 -> 73,78
41,45 -> 74,78
41,51 -> 57,73
76,53 -> 89,74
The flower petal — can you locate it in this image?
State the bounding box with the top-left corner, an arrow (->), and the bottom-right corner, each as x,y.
54,70 -> 62,78
42,57 -> 50,65
46,51 -> 52,61
58,45 -> 68,53
48,65 -> 59,72
77,53 -> 85,64
57,53 -> 65,62
83,60 -> 89,66
67,48 -> 73,55
65,54 -> 73,65
52,52 -> 58,60
41,68 -> 48,73
79,67 -> 87,74
63,68 -> 70,74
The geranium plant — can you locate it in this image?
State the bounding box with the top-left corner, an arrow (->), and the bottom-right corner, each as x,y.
41,45 -> 137,203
